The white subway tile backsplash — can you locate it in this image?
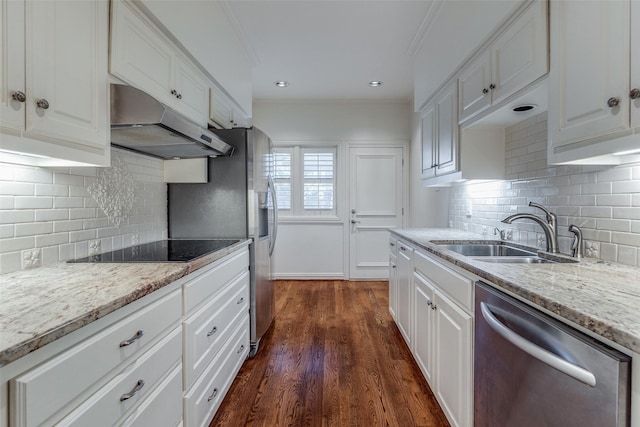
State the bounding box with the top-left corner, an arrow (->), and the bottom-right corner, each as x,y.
0,149 -> 167,274
449,112 -> 640,267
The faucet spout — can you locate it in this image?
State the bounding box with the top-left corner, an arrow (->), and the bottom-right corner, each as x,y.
502,213 -> 559,253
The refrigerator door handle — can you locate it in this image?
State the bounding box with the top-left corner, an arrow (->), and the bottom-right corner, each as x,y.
267,175 -> 278,256
480,302 -> 597,387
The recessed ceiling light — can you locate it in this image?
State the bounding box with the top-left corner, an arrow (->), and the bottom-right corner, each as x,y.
275,81 -> 289,88
369,81 -> 383,87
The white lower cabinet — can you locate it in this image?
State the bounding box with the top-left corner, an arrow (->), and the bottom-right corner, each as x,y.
5,246 -> 250,427
395,241 -> 414,347
395,242 -> 474,427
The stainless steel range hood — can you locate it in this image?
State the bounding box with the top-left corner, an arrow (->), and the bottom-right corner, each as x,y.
110,84 -> 233,159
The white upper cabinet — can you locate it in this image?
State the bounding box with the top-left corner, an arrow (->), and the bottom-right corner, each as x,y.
548,0 -> 640,164
420,104 -> 436,180
0,0 -> 110,167
459,0 -> 548,123
110,0 -> 209,127
209,86 -> 249,129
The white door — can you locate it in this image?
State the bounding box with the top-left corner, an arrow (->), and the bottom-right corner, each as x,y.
349,146 -> 404,279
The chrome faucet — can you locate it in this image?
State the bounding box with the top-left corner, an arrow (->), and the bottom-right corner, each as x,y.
568,224 -> 584,258
501,201 -> 559,253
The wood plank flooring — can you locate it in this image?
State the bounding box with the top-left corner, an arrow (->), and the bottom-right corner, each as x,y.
210,280 -> 450,427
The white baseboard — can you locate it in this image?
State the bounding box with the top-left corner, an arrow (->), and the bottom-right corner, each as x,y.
273,273 -> 344,280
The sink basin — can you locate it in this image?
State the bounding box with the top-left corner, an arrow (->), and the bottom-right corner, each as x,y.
439,244 -> 536,257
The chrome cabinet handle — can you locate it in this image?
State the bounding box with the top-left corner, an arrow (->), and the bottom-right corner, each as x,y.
120,379 -> 145,401
207,326 -> 218,337
482,88 -> 489,94
11,91 -> 26,103
237,297 -> 244,305
400,246 -> 406,251
607,97 -> 620,108
480,302 -> 596,387
119,330 -> 144,347
390,242 -> 395,247
36,98 -> 49,109
630,88 -> 640,100
237,344 -> 245,354
392,265 -> 396,269
207,387 -> 219,402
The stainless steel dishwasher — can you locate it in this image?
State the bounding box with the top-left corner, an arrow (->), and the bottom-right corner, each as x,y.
474,281 -> 631,427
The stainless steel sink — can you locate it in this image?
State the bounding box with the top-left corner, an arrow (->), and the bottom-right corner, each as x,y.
439,244 -> 537,257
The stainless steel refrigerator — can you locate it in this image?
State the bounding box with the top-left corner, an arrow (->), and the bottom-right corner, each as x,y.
168,127 -> 277,357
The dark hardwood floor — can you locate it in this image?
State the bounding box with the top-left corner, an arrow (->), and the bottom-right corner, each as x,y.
210,280 -> 450,427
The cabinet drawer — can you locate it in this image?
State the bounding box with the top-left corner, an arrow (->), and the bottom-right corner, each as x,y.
184,271 -> 249,388
10,289 -> 181,427
58,327 -> 182,426
120,364 -> 183,427
184,315 -> 250,427
183,248 -> 249,313
414,251 -> 473,312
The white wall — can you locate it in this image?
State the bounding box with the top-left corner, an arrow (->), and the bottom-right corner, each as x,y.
0,148 -> 167,274
254,100 -> 423,279
449,112 -> 640,267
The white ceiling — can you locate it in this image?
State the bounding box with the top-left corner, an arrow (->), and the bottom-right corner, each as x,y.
226,0 -> 435,102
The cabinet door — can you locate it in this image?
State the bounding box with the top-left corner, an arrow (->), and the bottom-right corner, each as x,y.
435,82 -> 458,176
110,0 -> 174,106
420,104 -> 436,179
491,0 -> 548,105
396,243 -> 413,347
458,52 -> 491,122
434,290 -> 472,427
209,87 -> 234,129
548,0 -> 630,148
413,272 -> 435,386
389,256 -> 397,320
26,0 -> 108,149
0,0 -> 25,134
631,0 -> 640,129
174,57 -> 209,127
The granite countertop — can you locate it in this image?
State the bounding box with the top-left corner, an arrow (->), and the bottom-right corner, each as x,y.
0,239 -> 251,367
390,228 -> 640,354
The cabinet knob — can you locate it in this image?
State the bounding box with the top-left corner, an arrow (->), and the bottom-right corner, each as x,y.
11,91 -> 26,103
607,97 -> 620,108
177,93 -> 182,99
171,89 -> 178,96
482,88 -> 489,95
351,219 -> 361,224
489,84 -> 496,90
630,88 -> 640,100
36,98 -> 49,110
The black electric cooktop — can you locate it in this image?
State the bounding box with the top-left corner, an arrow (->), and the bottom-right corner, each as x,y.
69,239 -> 241,263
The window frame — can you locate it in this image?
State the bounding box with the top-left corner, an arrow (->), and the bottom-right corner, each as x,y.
272,144 -> 337,218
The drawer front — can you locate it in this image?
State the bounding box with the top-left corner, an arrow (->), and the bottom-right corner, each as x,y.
120,364 -> 183,427
414,250 -> 473,312
184,271 -> 250,388
389,237 -> 398,258
11,289 -> 181,427
183,248 -> 249,314
184,315 -> 250,427
58,327 -> 182,426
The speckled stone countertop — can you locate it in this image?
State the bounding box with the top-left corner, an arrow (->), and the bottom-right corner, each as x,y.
390,228 -> 640,354
0,239 -> 251,367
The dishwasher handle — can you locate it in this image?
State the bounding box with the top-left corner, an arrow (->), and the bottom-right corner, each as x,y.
480,302 -> 597,387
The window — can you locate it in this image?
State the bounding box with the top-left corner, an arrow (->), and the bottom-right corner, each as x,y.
272,146 -> 337,216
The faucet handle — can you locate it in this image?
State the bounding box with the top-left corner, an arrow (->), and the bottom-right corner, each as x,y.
568,225 -> 583,258
529,201 -> 556,225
